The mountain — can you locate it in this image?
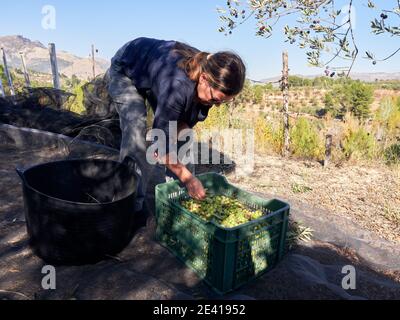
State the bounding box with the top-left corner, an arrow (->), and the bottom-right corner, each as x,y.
0,35 -> 110,80
259,72 -> 400,84
343,72 -> 400,82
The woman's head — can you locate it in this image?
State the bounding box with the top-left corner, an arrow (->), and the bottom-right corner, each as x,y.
173,42 -> 246,106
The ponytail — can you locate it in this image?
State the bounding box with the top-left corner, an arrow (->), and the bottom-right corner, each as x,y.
173,42 -> 246,96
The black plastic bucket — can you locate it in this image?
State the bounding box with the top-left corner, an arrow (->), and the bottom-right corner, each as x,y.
16,157 -> 140,265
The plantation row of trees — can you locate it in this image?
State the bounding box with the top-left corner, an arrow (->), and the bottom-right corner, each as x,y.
288,76 -> 343,88
232,78 -> 390,121
2,64 -> 399,166
196,79 -> 400,166
287,75 -> 400,91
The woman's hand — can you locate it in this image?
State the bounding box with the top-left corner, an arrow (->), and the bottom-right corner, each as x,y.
160,150 -> 206,201
184,176 -> 206,200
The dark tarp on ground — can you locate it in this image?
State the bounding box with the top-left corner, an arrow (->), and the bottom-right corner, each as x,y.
0,124 -> 399,300
0,86 -> 121,149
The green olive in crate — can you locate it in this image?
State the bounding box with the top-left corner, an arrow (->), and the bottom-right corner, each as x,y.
181,195 -> 264,228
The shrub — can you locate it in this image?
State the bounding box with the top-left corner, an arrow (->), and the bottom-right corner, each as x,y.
289,76 -> 312,87
0,65 -> 7,84
254,115 -> 284,154
375,96 -> 400,151
299,105 -> 318,116
198,103 -> 230,130
67,83 -> 86,114
290,117 -> 323,160
324,92 -> 335,109
379,97 -> 400,133
310,97 -> 319,107
342,127 -> 376,160
234,80 -> 253,104
384,144 -> 400,165
253,85 -> 265,104
291,183 -> 313,193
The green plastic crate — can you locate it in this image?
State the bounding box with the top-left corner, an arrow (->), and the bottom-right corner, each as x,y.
155,172 -> 290,294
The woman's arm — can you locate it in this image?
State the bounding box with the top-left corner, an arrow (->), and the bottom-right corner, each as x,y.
157,121 -> 206,200
159,153 -> 206,200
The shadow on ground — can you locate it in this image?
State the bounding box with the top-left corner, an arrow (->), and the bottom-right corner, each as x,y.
1,219 -> 399,300
0,125 -> 399,300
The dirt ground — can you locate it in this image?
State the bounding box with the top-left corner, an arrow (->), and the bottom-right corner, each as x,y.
220,154 -> 400,245
0,139 -> 399,300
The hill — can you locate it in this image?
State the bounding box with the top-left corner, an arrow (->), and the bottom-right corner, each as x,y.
0,35 -> 109,80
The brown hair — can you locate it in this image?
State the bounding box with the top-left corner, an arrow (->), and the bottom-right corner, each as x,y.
173,42 -> 246,96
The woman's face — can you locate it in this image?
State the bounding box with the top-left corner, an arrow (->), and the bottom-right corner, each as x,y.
197,73 -> 235,107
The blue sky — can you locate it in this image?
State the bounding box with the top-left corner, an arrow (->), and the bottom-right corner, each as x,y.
1,0 -> 399,80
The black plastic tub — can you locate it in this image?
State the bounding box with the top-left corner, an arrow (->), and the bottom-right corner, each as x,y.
16,157 -> 140,265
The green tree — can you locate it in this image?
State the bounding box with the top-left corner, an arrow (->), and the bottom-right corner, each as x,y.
343,82 -> 374,119
253,84 -> 267,104
326,81 -> 373,119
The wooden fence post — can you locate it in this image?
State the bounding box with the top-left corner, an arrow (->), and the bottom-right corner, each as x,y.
324,134 -> 333,167
48,43 -> 60,90
281,51 -> 290,157
1,47 -> 15,96
19,52 -> 31,88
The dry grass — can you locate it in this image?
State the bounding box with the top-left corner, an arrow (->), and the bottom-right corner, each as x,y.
226,154 -> 400,245
257,88 -> 400,114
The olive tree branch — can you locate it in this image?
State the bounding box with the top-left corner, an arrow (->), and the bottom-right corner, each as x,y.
376,47 -> 400,61
347,0 -> 359,76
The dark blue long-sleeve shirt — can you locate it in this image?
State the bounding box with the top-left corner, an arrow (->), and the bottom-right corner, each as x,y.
111,37 -> 211,155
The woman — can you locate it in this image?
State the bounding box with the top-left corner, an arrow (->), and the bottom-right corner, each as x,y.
107,37 -> 246,224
